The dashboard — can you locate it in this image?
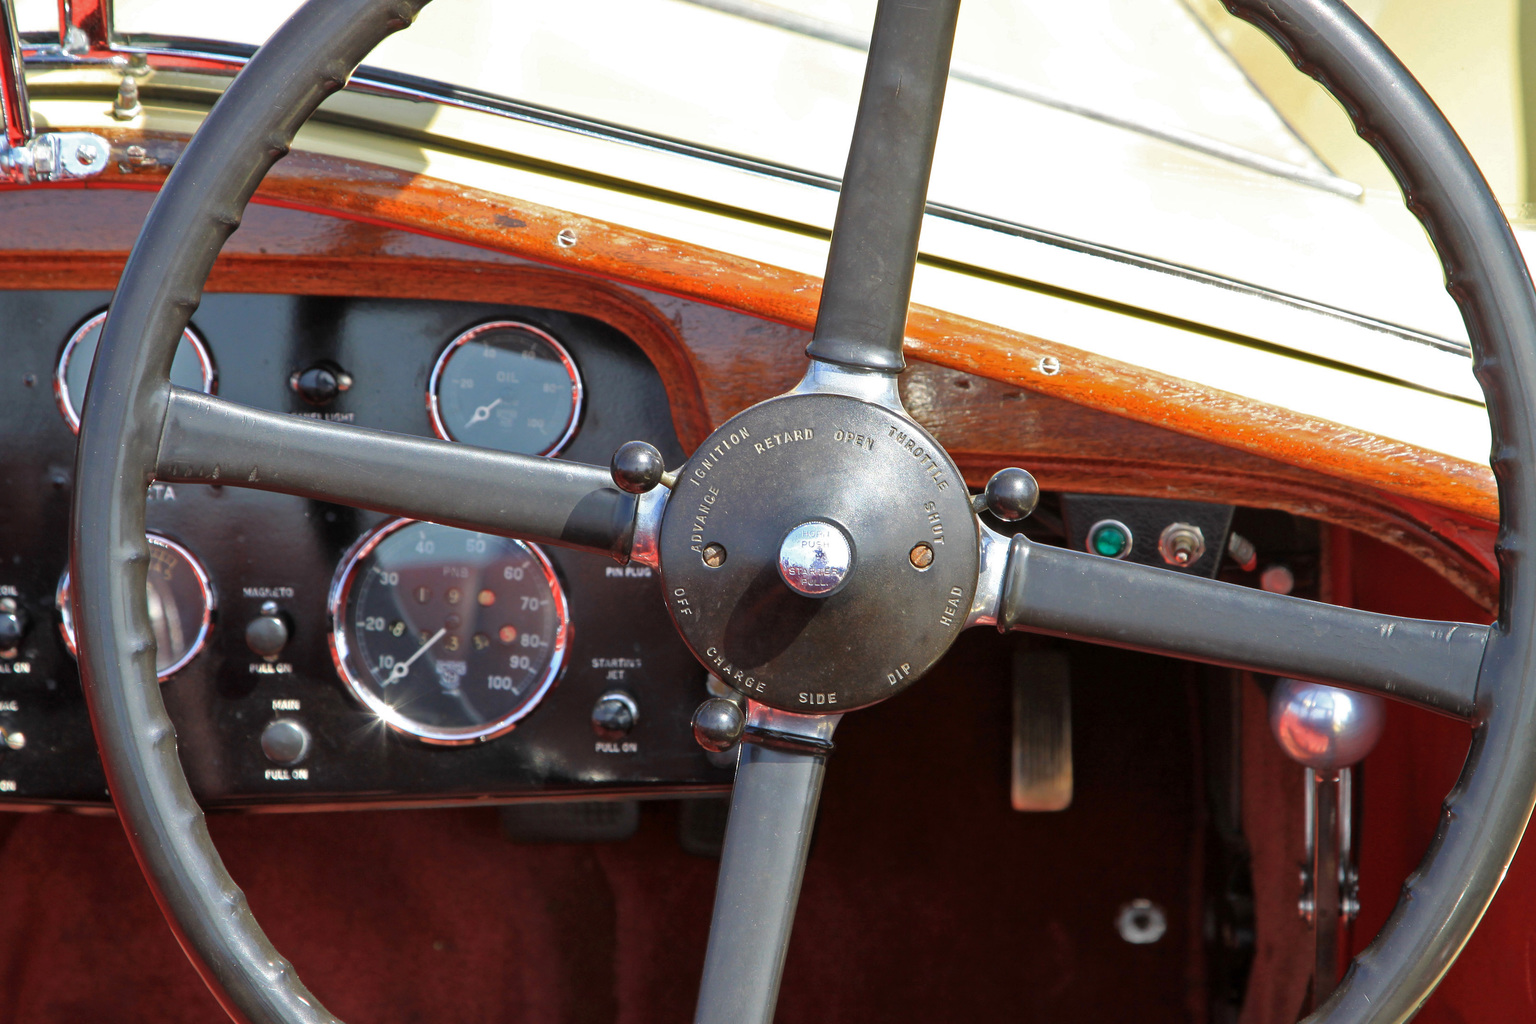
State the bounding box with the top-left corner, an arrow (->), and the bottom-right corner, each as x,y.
0,289 -> 731,809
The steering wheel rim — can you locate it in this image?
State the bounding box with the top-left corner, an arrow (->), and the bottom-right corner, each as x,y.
70,1 -> 1536,1022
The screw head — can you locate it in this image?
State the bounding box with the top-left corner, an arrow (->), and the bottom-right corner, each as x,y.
692,698 -> 744,753
610,440 -> 666,494
701,542 -> 726,568
982,468 -> 1040,522
1115,899 -> 1167,944
909,542 -> 934,569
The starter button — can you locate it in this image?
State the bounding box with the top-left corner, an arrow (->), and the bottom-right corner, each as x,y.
260,718 -> 311,766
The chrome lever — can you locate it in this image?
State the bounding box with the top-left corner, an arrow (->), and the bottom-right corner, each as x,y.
693,702 -> 840,1024
1270,679 -> 1384,1011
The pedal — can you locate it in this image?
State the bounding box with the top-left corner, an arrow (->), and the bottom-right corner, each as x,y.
1012,644 -> 1072,811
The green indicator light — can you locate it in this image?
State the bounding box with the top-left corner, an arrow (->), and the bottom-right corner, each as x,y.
1088,520 -> 1132,559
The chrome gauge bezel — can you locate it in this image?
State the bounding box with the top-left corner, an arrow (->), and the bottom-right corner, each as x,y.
326,517 -> 572,746
55,311 -> 216,433
425,320 -> 584,457
56,532 -> 217,681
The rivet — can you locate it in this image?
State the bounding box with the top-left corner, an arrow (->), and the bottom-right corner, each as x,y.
702,543 -> 727,568
909,543 -> 934,570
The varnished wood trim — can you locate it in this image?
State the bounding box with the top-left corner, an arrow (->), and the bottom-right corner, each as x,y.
0,134 -> 1500,608
3,129 -> 1497,521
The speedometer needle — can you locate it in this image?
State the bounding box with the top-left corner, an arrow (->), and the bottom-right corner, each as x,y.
465,397 -> 502,429
382,627 -> 447,687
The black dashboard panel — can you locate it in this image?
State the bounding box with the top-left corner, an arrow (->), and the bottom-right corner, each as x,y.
0,290 -> 730,808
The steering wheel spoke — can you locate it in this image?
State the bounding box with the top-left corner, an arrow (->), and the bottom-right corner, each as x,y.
695,703 -> 840,1024
155,387 -> 640,560
977,529 -> 1487,719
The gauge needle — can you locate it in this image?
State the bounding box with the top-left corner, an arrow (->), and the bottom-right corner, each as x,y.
382,627 -> 447,687
465,397 -> 502,429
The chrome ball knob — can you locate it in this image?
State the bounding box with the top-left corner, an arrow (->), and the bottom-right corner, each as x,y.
692,698 -> 745,753
1269,679 -> 1385,771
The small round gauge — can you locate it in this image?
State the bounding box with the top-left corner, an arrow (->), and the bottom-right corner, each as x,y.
328,519 -> 569,745
426,321 -> 582,456
57,534 -> 216,680
56,311 -> 215,433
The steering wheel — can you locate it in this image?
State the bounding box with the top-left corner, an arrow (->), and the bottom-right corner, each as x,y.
70,0 -> 1536,1021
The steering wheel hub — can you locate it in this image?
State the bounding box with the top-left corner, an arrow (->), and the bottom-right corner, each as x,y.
658,391 -> 978,712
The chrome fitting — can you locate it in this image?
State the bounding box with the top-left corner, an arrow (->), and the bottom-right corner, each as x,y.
1,131 -> 111,184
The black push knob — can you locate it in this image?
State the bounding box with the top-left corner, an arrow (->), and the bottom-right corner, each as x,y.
290,362 -> 352,406
0,598 -> 28,654
981,468 -> 1040,522
611,441 -> 666,494
260,718 -> 311,766
591,690 -> 638,739
245,602 -> 290,660
692,697 -> 744,753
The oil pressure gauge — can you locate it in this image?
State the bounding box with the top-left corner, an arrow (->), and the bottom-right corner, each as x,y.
56,311 -> 215,433
426,321 -> 582,456
329,519 -> 569,745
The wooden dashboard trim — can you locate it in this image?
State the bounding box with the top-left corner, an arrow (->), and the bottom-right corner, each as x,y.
24,129 -> 1499,519
0,130 -> 1501,608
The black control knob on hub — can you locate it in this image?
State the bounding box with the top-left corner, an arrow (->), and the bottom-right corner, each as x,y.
610,441 -> 666,494
692,698 -> 744,753
591,690 -> 638,739
0,597 -> 29,654
980,467 -> 1040,522
289,361 -> 353,407
260,719 -> 311,766
245,601 -> 290,660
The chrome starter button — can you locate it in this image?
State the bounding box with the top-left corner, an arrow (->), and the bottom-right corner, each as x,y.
778,521 -> 853,597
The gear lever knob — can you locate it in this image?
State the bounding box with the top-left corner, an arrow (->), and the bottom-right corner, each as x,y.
1269,679 -> 1385,771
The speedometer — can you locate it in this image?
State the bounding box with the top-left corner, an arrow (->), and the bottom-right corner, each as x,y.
328,519 -> 569,745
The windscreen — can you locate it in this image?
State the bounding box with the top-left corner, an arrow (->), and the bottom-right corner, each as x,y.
105,0 -> 1483,391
